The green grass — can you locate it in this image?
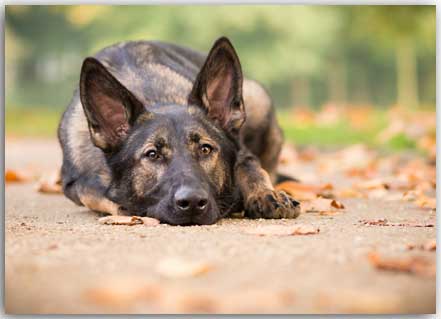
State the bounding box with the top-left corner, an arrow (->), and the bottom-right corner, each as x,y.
6,108 -> 63,137
277,110 -> 417,151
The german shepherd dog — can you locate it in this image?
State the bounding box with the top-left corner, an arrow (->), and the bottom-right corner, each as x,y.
58,37 -> 300,225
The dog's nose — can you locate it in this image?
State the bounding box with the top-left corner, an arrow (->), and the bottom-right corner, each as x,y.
174,186 -> 209,213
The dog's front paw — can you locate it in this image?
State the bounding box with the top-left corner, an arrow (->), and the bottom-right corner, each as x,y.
244,189 -> 301,219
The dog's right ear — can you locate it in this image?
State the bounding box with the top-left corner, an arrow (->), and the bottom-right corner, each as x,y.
80,57 -> 146,152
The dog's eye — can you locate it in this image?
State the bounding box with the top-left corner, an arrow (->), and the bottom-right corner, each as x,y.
199,144 -> 213,156
145,149 -> 159,160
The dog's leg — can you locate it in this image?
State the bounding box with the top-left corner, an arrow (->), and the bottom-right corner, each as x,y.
79,191 -> 120,215
62,172 -> 120,215
235,149 -> 301,219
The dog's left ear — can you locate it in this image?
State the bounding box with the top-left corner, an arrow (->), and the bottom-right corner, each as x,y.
188,37 -> 245,135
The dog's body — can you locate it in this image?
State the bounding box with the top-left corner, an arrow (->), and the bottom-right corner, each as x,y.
58,37 -> 300,225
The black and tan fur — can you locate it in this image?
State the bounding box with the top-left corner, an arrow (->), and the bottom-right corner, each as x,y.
58,37 -> 300,225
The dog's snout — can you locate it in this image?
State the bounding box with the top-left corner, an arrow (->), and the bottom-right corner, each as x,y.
174,186 -> 209,213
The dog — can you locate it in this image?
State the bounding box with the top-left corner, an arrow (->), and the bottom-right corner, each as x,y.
58,36 -> 300,225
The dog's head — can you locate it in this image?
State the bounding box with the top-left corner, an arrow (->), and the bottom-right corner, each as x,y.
79,37 -> 245,225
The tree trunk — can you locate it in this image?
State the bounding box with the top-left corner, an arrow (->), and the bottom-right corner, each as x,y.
291,77 -> 311,107
396,36 -> 419,109
327,58 -> 347,106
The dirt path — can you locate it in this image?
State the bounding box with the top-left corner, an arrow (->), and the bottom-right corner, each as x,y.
5,139 -> 436,314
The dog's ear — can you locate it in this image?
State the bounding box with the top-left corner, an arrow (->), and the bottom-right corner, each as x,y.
80,57 -> 146,152
188,37 -> 245,135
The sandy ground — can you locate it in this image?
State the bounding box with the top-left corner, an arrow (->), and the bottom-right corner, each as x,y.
5,138 -> 436,314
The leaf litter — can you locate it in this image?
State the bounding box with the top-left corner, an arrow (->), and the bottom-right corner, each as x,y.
359,218 -> 434,227
98,215 -> 160,226
367,251 -> 435,277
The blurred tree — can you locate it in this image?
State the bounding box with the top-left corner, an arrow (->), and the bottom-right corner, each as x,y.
5,5 -> 436,111
347,6 -> 435,109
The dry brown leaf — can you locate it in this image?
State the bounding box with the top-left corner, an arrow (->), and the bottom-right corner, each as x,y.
275,181 -> 334,201
359,219 -> 434,227
98,215 -> 160,226
330,199 -> 345,209
367,251 -> 435,277
5,169 -> 34,183
354,179 -> 390,190
243,224 -> 319,236
345,165 -> 377,179
36,170 -> 62,194
336,188 -> 365,199
301,197 -> 345,213
156,257 -> 214,278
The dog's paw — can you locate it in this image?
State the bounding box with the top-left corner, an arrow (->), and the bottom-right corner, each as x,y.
244,189 -> 301,219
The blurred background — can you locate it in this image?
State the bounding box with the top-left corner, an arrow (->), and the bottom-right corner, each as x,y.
5,5 -> 436,152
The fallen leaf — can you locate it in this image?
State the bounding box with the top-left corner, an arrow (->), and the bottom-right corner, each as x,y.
336,188 -> 365,198
36,170 -> 62,194
330,199 -> 345,209
367,251 -> 435,277
156,257 -> 214,278
345,165 -> 377,179
5,169 -> 33,183
275,181 -> 334,201
354,179 -> 390,190
301,197 -> 345,213
359,219 -> 434,227
243,224 -> 319,236
98,215 -> 160,226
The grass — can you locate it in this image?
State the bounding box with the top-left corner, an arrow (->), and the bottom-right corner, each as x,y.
277,109 -> 417,151
5,106 -> 417,151
6,107 -> 63,137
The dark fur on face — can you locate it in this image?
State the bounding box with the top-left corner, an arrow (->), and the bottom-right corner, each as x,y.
105,107 -> 241,225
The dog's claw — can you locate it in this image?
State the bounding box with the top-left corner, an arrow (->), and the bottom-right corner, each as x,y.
245,189 -> 301,219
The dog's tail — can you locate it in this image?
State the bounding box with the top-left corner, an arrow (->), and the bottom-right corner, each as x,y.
276,173 -> 299,184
